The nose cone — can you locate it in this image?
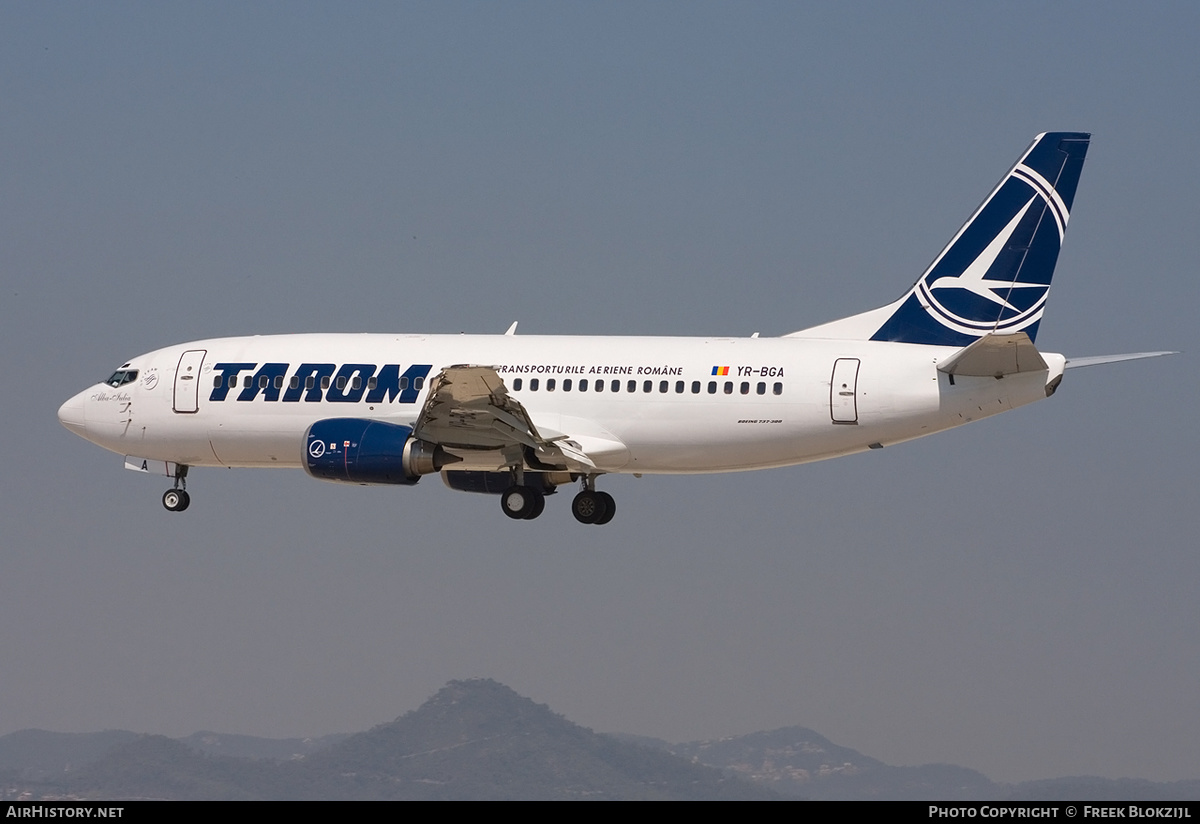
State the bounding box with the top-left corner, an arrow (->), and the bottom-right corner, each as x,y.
58,389 -> 89,438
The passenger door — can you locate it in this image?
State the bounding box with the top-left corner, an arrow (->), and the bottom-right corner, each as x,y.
173,349 -> 207,413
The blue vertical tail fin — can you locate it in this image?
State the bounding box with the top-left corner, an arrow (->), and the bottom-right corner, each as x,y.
788,132 -> 1091,346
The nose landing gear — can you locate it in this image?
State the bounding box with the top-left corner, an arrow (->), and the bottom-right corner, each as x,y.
162,488 -> 190,512
162,465 -> 190,512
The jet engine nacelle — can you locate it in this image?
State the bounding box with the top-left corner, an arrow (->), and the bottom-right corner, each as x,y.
304,418 -> 457,485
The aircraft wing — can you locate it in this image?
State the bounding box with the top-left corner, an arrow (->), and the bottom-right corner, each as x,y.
412,365 -> 606,472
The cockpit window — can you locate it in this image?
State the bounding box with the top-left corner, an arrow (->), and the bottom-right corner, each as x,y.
104,369 -> 138,388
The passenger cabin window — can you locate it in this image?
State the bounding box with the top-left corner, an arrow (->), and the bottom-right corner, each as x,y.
275,375 -> 284,390
290,376 -> 300,390
351,376 -> 362,391
213,376 -> 222,388
321,376 -> 330,390
306,376 -> 315,390
740,382 -> 749,395
773,382 -> 783,395
756,382 -> 766,395
336,376 -> 347,390
414,376 -> 425,390
675,381 -> 684,393
547,378 -> 556,391
724,381 -> 733,394
563,379 -> 572,391
691,381 -> 701,394
513,378 -> 523,391
531,378 -> 540,391
578,378 -> 587,392
367,377 -> 377,390
708,381 -> 717,394
244,375 -> 253,388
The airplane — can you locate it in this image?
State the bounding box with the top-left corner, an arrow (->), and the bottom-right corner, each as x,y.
57,132 -> 1174,524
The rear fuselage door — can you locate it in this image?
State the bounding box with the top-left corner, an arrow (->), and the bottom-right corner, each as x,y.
830,358 -> 860,424
173,349 -> 207,413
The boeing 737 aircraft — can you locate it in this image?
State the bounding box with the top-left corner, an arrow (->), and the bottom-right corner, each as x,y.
58,132 -> 1172,524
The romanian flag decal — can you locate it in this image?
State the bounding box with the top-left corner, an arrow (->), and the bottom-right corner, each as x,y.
711,366 -> 729,376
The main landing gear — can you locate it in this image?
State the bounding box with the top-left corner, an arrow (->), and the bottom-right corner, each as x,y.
500,483 -> 546,520
162,465 -> 190,512
500,465 -> 547,521
499,472 -> 616,524
571,477 -> 614,526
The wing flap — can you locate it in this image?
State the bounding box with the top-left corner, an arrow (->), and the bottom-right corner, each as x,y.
413,365 -> 625,472
414,365 -> 544,450
548,438 -> 597,471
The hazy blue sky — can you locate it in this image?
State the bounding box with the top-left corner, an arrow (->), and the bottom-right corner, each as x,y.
2,2 -> 1197,784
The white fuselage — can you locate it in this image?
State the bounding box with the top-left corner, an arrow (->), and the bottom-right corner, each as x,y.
58,333 -> 1064,476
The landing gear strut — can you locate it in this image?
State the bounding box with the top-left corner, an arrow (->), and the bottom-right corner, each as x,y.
162,465 -> 190,512
571,476 -> 615,525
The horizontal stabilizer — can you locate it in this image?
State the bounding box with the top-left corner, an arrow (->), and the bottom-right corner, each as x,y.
1065,351 -> 1178,369
937,332 -> 1047,377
